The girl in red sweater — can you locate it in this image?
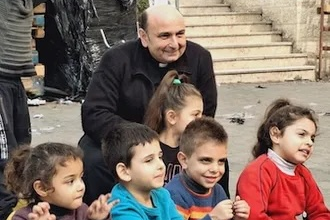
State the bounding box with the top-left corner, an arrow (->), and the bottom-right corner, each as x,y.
237,98 -> 330,220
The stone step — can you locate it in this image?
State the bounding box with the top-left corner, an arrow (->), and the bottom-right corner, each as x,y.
179,4 -> 231,14
215,66 -> 316,83
184,12 -> 262,25
188,31 -> 282,46
213,54 -> 309,70
186,22 -> 272,35
206,42 -> 293,58
179,0 -> 224,6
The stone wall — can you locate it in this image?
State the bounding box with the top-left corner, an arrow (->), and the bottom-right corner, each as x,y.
224,0 -> 326,59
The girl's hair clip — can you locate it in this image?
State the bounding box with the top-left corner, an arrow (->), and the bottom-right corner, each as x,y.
173,79 -> 181,85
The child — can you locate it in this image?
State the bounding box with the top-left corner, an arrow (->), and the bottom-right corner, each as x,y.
144,70 -> 203,184
4,142 -> 118,220
166,117 -> 250,220
236,99 -> 330,219
102,122 -> 183,220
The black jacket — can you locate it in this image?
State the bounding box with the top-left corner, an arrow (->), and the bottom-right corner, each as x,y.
81,39 -> 217,144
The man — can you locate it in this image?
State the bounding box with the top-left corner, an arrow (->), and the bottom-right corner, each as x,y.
0,0 -> 36,219
79,4 -> 229,205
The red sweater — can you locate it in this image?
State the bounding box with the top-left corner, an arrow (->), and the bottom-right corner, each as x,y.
237,155 -> 330,220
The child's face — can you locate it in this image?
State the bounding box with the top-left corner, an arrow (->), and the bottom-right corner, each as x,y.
272,117 -> 316,164
43,158 -> 85,209
180,141 -> 227,189
126,139 -> 165,192
173,95 -> 203,134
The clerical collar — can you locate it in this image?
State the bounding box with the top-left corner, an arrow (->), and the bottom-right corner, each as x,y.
181,170 -> 209,194
159,63 -> 168,68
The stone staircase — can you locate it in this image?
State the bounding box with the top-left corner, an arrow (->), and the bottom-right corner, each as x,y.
179,0 -> 316,83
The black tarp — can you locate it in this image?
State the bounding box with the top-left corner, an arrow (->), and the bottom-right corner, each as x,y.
36,0 -> 137,97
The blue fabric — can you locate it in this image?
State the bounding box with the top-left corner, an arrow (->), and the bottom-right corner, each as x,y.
165,174 -> 228,220
109,183 -> 183,220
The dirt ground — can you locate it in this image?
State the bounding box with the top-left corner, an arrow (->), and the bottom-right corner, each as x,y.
29,81 -> 330,207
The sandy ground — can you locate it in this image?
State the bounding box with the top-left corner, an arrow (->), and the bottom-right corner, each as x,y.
30,81 -> 330,207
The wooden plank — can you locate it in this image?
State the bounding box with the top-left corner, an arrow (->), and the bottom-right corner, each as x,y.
31,27 -> 45,38
21,77 -> 33,91
35,64 -> 45,76
317,5 -> 330,14
322,45 -> 330,50
33,3 -> 46,14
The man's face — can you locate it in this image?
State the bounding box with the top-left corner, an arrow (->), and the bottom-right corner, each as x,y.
140,14 -> 187,63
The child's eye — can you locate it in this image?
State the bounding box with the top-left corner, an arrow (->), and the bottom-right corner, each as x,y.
66,179 -> 74,185
145,158 -> 153,163
200,158 -> 211,164
310,136 -> 315,143
298,133 -> 305,137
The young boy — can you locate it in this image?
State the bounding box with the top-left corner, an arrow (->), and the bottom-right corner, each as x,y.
102,122 -> 183,220
165,117 -> 250,220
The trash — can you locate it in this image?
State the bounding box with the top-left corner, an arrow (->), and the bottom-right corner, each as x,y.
255,85 -> 266,89
218,113 -> 255,125
318,112 -> 330,116
229,117 -> 245,125
220,113 -> 255,120
59,99 -> 73,105
28,98 -> 46,106
33,114 -> 44,119
31,129 -> 41,135
39,126 -> 55,133
39,0 -> 137,98
243,105 -> 255,109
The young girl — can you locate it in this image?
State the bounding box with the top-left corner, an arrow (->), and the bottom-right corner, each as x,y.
144,70 -> 203,184
236,99 -> 330,219
144,70 -> 230,197
5,142 -> 118,220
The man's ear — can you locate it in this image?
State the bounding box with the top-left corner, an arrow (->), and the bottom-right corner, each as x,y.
116,162 -> 132,182
138,28 -> 148,48
33,180 -> 49,197
269,126 -> 281,144
177,151 -> 188,169
165,109 -> 177,126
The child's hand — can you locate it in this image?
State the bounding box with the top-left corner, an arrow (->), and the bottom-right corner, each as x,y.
87,193 -> 119,220
233,196 -> 250,220
209,199 -> 234,220
27,202 -> 56,220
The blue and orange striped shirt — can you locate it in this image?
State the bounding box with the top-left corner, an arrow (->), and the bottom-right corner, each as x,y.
166,174 -> 228,220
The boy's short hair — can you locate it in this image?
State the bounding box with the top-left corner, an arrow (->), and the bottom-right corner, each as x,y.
102,122 -> 159,180
180,117 -> 228,157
